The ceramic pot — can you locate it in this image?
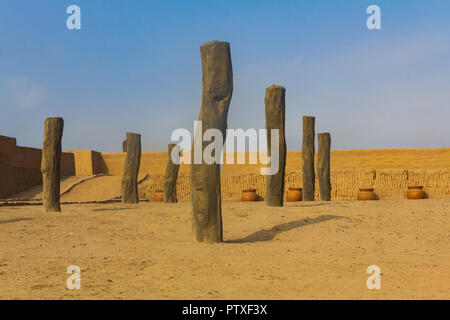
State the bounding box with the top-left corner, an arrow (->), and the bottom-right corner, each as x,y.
241,189 -> 258,202
407,186 -> 425,199
154,190 -> 164,202
286,188 -> 302,202
357,188 -> 377,201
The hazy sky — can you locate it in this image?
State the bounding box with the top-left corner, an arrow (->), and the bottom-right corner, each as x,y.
1,0 -> 449,152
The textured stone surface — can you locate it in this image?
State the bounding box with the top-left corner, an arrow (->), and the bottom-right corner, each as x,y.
191,41 -> 233,243
41,117 -> 64,212
265,85 -> 287,207
318,132 -> 331,201
302,116 -> 315,201
121,132 -> 141,204
164,144 -> 180,203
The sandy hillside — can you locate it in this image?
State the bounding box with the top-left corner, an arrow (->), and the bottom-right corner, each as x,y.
0,200 -> 448,299
12,176 -> 90,199
12,175 -> 150,202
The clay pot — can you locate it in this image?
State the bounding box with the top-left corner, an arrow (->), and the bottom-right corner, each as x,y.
357,188 -> 377,201
241,189 -> 258,202
286,188 -> 302,202
407,186 -> 425,200
154,190 -> 164,202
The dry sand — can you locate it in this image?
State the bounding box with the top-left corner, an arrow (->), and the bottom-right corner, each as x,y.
0,199 -> 448,299
12,175 -> 149,202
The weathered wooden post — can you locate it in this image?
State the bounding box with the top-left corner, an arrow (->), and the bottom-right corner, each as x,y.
302,116 -> 315,201
121,132 -> 141,204
164,143 -> 180,203
191,41 -> 233,243
122,139 -> 127,152
41,117 -> 64,212
318,132 -> 331,201
265,85 -> 287,207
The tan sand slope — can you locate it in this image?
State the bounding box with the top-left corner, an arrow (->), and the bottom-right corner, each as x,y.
11,175 -> 150,202
60,176 -> 123,202
60,174 -> 150,202
12,176 -> 92,200
0,200 -> 448,299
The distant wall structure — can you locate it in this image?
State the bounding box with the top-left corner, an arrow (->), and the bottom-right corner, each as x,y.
1,133 -> 449,200
67,150 -> 104,176
0,135 -> 74,198
143,169 -> 450,201
97,148 -> 450,176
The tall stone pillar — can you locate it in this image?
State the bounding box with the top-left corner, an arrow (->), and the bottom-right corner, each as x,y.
191,41 -> 233,243
265,85 -> 287,207
41,117 -> 64,212
318,132 -> 331,201
164,143 -> 180,203
302,116 -> 315,201
121,132 -> 141,204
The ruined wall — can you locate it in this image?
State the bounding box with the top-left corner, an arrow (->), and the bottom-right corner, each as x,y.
143,169 -> 450,201
100,152 -> 190,176
0,135 -> 75,198
102,148 -> 450,201
67,150 -> 105,176
99,148 -> 450,176
2,133 -> 449,200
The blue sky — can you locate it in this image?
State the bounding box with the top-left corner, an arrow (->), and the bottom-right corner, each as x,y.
1,0 -> 449,151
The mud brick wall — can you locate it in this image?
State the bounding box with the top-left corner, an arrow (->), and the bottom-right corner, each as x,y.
143,169 -> 450,201
0,135 -> 75,198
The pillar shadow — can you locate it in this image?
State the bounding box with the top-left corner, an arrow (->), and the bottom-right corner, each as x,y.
286,202 -> 331,208
91,207 -> 136,212
0,218 -> 32,225
225,215 -> 342,243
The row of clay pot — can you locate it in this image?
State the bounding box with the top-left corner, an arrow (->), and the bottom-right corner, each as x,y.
241,188 -> 303,202
153,188 -> 303,202
357,186 -> 426,200
154,190 -> 164,202
245,186 -> 427,201
152,186 -> 426,202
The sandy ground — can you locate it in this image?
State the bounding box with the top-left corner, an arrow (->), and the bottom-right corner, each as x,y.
0,199 -> 448,300
12,175 -> 149,202
12,176 -> 90,199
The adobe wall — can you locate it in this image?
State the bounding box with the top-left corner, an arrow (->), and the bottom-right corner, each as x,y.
143,169 -> 450,201
100,152 -> 182,176
0,135 -> 75,199
67,150 -> 105,176
1,132 -> 449,201
99,148 -> 450,176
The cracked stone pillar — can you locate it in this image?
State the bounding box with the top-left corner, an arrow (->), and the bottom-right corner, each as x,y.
41,117 -> 64,212
265,85 -> 287,207
121,132 -> 141,204
164,143 -> 180,203
318,132 -> 331,201
302,116 -> 315,201
191,41 -> 233,243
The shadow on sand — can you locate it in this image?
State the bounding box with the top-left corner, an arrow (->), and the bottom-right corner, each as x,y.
91,207 -> 137,212
286,202 -> 333,208
0,218 -> 33,225
225,215 -> 342,243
